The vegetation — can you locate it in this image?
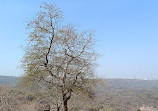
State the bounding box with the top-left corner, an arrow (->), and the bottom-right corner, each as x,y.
1,77 -> 158,111
19,3 -> 97,111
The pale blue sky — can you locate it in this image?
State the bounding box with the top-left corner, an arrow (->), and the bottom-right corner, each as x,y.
0,0 -> 158,79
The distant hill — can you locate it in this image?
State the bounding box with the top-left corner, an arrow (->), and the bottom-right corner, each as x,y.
1,75 -> 158,89
0,75 -> 19,85
106,79 -> 158,89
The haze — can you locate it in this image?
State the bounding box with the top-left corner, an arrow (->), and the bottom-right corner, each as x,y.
0,0 -> 158,79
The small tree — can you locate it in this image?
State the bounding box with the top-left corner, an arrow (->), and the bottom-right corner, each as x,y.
20,3 -> 97,111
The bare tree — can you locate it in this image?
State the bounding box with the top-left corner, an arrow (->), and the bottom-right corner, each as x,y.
20,3 -> 97,111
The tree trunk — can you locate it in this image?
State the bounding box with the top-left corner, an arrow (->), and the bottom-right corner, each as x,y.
63,100 -> 68,111
62,90 -> 71,111
57,107 -> 60,111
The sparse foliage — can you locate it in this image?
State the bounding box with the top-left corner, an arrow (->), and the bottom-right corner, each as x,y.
20,3 -> 97,111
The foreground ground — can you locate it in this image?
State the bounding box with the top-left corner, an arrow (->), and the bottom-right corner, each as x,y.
1,76 -> 158,111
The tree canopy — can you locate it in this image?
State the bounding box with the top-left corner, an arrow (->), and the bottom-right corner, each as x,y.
20,3 -> 98,111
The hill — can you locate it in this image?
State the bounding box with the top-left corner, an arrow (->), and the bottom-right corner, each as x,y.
105,79 -> 158,89
0,75 -> 19,85
1,75 -> 158,89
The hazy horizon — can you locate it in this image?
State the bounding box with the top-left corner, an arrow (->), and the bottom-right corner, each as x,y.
0,0 -> 158,79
